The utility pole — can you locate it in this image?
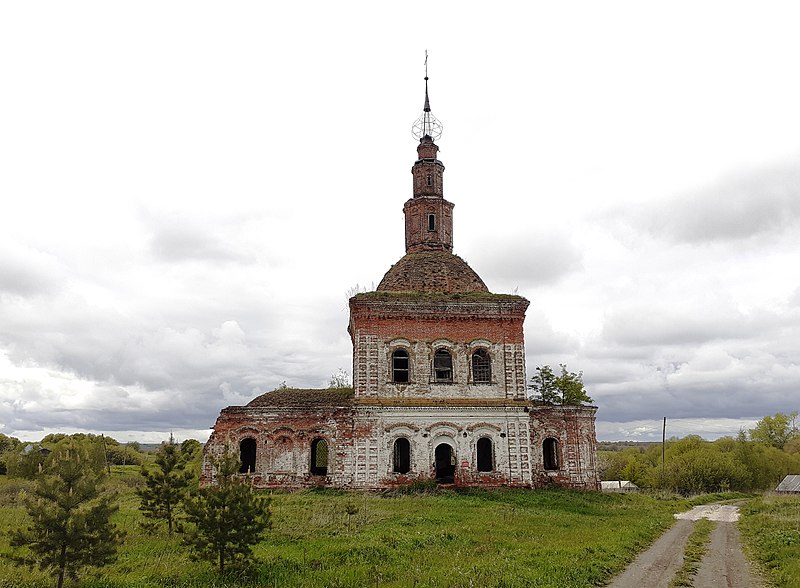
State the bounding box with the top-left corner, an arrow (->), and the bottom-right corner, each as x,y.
661,417 -> 666,488
100,433 -> 111,475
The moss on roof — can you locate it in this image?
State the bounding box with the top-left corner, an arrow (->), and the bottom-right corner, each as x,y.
376,252 -> 489,294
351,290 -> 527,303
246,388 -> 354,408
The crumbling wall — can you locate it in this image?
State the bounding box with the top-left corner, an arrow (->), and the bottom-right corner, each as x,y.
202,399 -> 599,491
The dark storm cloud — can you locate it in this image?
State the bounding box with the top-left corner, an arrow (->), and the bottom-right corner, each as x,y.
586,310 -> 800,424
596,375 -> 799,424
635,162 -> 800,243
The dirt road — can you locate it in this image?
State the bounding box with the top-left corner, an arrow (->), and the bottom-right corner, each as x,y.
606,504 -> 764,588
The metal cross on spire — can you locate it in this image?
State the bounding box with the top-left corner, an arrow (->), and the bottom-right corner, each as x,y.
412,50 -> 443,141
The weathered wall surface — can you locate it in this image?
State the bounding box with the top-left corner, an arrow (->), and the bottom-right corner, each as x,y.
201,402 -> 356,488
349,296 -> 529,400
201,396 -> 599,491
528,405 -> 600,490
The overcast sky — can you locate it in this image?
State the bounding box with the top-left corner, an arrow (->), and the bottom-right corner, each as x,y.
2,2 -> 799,443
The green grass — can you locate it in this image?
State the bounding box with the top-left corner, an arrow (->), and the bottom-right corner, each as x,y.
739,494 -> 800,588
0,470 -> 728,588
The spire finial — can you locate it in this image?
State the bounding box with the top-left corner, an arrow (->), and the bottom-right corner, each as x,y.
423,50 -> 431,112
412,51 -> 443,141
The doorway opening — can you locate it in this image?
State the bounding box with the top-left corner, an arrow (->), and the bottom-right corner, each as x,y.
393,437 -> 411,474
239,438 -> 256,474
434,443 -> 455,484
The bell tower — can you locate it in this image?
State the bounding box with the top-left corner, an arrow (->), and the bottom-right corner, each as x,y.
405,66 -> 454,253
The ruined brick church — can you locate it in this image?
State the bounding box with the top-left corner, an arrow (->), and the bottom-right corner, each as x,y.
201,74 -> 599,490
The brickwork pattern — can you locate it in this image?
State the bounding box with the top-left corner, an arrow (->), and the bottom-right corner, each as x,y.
201,400 -> 598,490
376,252 -> 486,293
350,295 -> 528,400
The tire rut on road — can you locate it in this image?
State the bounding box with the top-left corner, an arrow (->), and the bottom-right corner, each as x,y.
606,503 -> 766,588
606,519 -> 694,588
693,521 -> 763,588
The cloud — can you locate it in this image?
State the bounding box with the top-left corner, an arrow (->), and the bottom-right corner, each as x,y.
523,309 -> 579,356
469,232 -> 583,288
586,331 -> 800,423
790,287 -> 800,307
627,161 -> 800,243
0,242 -> 354,439
145,215 -> 254,264
0,241 -> 66,298
3,3 -> 800,445
600,304 -> 781,348
596,418 -> 761,442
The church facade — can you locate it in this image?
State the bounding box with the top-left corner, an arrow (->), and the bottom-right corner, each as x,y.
201,80 -> 599,491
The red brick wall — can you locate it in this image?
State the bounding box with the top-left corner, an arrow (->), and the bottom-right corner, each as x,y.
353,315 -> 523,343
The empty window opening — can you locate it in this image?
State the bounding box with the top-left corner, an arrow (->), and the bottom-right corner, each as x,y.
310,438 -> 328,476
477,437 -> 493,472
472,349 -> 491,384
428,214 -> 436,231
426,174 -> 433,186
239,438 -> 257,474
392,349 -> 409,383
434,349 -> 453,382
393,438 -> 411,474
435,443 -> 456,483
543,438 -> 560,471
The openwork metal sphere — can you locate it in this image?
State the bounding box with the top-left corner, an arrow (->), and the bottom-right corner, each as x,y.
412,112 -> 443,141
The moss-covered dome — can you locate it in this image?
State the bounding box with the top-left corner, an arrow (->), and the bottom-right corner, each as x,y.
376,251 -> 488,294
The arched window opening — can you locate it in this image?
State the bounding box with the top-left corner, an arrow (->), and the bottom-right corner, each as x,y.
310,438 -> 328,476
428,214 -> 436,231
393,437 -> 411,474
434,349 -> 453,382
477,437 -> 493,472
426,174 -> 433,186
239,438 -> 257,474
392,349 -> 409,383
472,349 -> 491,384
543,438 -> 560,471
435,443 -> 455,483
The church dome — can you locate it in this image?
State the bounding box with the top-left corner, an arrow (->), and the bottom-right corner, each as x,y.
376,251 -> 489,293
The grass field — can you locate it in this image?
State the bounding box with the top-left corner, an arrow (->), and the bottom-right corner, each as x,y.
0,468 -> 740,588
739,494 -> 800,588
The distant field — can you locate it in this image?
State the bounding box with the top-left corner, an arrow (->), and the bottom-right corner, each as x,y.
0,468 -> 734,588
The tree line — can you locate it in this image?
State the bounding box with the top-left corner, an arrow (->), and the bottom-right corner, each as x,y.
599,411 -> 800,494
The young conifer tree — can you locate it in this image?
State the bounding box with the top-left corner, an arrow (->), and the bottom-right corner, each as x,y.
182,451 -> 271,574
137,435 -> 193,535
9,440 -> 124,588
